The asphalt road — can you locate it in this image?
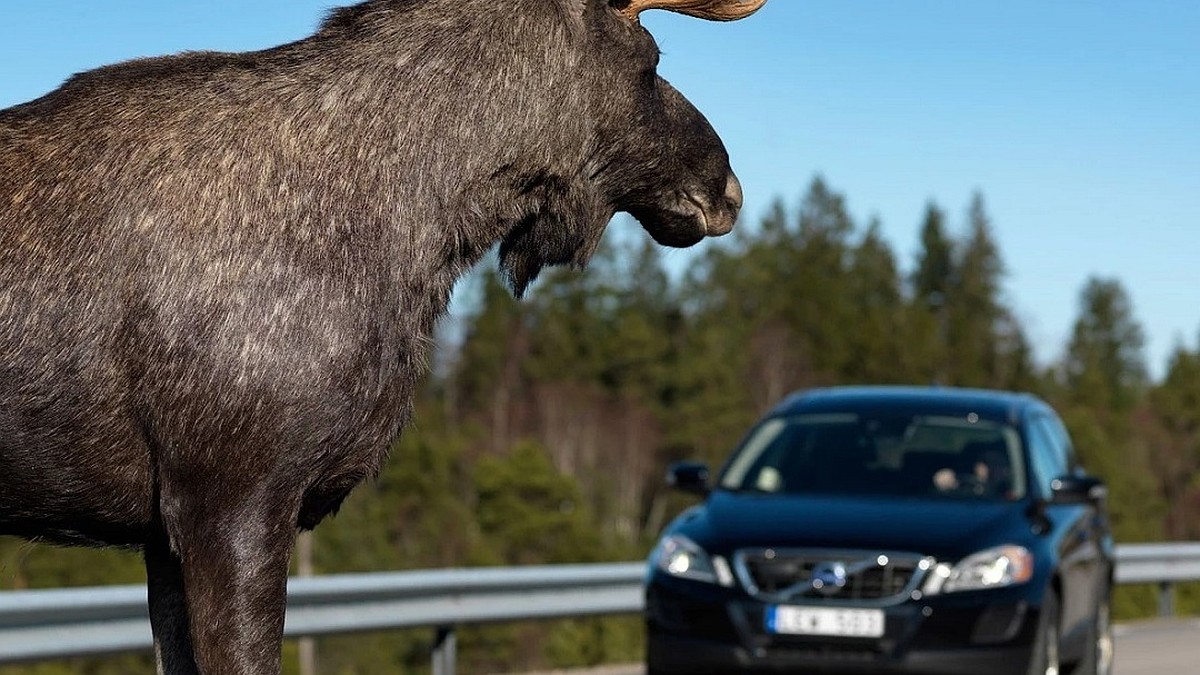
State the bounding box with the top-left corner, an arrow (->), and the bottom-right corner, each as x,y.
504,619 -> 1200,675
1111,618 -> 1200,675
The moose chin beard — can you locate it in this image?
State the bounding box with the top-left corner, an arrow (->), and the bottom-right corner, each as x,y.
498,209 -> 610,298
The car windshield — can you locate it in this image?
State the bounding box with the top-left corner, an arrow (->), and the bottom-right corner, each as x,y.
718,412 -> 1026,501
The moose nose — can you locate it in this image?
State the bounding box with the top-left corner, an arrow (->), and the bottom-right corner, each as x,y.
704,172 -> 742,237
725,172 -> 743,213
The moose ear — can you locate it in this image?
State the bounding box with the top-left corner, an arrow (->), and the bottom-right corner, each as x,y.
612,0 -> 768,23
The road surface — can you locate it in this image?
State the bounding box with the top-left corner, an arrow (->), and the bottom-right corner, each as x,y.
502,619 -> 1200,675
1112,618 -> 1200,675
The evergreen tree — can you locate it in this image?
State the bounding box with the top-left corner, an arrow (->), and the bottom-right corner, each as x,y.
912,201 -> 954,310
909,202 -> 955,382
945,193 -> 1007,386
844,218 -> 907,383
1063,277 -> 1147,416
785,177 -> 856,379
1057,276 -> 1161,558
451,264 -> 529,452
1144,335 -> 1200,538
524,259 -> 609,386
992,312 -> 1043,393
474,441 -> 602,565
594,237 -> 675,403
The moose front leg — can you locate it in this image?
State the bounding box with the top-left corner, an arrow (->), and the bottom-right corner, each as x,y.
146,534 -> 201,675
161,497 -> 299,675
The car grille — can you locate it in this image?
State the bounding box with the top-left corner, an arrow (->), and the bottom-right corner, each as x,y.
734,549 -> 930,604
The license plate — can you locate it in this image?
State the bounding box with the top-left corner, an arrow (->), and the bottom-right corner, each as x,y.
766,605 -> 885,638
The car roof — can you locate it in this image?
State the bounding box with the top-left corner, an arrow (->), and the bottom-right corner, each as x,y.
769,385 -> 1046,426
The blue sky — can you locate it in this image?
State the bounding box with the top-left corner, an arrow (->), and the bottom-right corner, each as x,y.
2,1 -> 1197,380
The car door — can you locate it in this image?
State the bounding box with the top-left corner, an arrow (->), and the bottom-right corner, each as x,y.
1029,414 -> 1104,648
1043,412 -> 1113,591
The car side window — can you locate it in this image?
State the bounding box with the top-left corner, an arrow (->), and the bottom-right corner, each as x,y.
1025,418 -> 1064,497
1042,414 -> 1080,472
1032,414 -> 1071,475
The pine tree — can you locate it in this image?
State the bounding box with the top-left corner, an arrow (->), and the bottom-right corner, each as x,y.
1064,277 -> 1147,416
1057,277 -> 1161,553
909,201 -> 955,383
945,193 -> 1007,386
844,218 -> 907,383
786,177 -> 856,379
474,441 -> 602,565
1144,335 -> 1200,538
912,201 -> 954,311
450,264 -> 529,452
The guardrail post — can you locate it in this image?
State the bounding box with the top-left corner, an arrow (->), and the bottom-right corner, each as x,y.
432,625 -> 457,675
1158,581 -> 1175,618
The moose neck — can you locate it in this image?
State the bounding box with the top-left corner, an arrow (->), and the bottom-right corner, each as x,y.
290,1 -> 613,303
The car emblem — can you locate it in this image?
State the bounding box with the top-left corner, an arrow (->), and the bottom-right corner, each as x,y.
810,561 -> 849,596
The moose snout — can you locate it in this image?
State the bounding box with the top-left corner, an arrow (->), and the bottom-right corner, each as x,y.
703,172 -> 743,237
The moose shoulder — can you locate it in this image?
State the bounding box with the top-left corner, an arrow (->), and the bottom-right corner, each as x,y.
0,0 -> 764,673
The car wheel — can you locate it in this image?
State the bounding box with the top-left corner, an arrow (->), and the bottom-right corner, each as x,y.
1074,593 -> 1114,675
1027,589 -> 1062,675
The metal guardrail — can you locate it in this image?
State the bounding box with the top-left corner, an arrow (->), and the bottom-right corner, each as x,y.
1113,542 -> 1200,617
0,563 -> 645,670
1,545 -> 1198,670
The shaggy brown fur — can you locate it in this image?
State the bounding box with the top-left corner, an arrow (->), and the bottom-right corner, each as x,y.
0,0 -> 751,672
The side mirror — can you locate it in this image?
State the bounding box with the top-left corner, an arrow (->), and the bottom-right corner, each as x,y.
1050,474 -> 1107,504
666,461 -> 711,496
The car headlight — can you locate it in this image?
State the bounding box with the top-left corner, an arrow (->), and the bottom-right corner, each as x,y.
924,545 -> 1034,595
650,534 -> 734,586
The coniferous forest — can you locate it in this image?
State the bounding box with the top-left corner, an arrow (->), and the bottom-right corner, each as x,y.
4,177 -> 1200,674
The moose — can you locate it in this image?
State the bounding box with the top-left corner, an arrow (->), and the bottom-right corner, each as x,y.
0,0 -> 766,672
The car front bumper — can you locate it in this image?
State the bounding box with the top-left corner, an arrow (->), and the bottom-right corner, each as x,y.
646,576 -> 1044,675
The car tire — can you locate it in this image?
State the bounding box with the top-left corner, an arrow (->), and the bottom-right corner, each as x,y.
1073,592 -> 1114,675
1027,588 -> 1062,675
644,648 -> 686,675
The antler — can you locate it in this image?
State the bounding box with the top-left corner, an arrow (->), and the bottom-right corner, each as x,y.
617,0 -> 768,22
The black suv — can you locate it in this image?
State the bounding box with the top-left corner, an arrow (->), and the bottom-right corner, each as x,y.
645,386 -> 1113,675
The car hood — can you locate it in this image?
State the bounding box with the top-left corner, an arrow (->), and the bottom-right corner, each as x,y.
675,491 -> 1033,560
